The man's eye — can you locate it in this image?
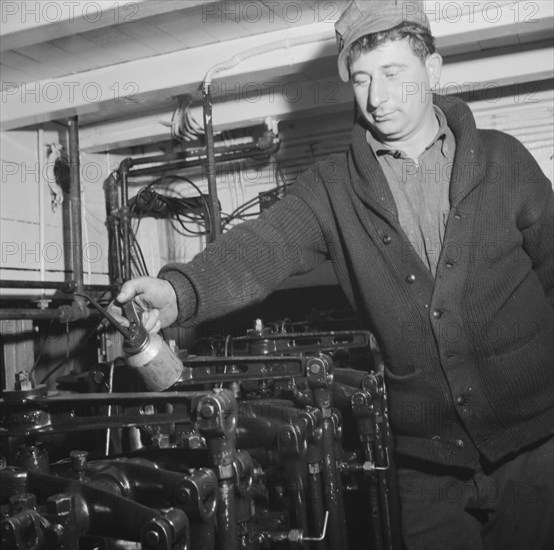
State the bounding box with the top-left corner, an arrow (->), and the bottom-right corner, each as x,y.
385,72 -> 398,79
353,77 -> 369,86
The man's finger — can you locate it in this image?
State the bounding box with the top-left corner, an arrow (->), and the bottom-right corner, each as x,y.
142,309 -> 160,332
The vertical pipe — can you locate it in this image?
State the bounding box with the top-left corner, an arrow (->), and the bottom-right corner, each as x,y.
216,479 -> 239,550
353,391 -> 384,550
37,127 -> 46,292
375,422 -> 392,550
67,117 -> 85,309
285,458 -> 309,534
380,386 -> 403,550
103,173 -> 122,285
202,82 -> 221,242
312,382 -> 348,550
307,464 -> 328,550
319,415 -> 348,550
119,169 -> 131,281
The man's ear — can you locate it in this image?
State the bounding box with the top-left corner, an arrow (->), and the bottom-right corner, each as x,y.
426,53 -> 442,90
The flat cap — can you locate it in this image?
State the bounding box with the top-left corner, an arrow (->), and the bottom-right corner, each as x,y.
335,0 -> 430,81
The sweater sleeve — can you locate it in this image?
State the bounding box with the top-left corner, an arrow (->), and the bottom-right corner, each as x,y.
516,145 -> 554,309
158,192 -> 328,326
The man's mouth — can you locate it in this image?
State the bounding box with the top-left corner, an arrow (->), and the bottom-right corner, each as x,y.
373,112 -> 394,123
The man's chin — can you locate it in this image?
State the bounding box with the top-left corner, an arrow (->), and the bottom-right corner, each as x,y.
362,119 -> 399,141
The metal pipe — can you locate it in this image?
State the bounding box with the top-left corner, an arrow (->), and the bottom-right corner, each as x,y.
203,82 -> 221,242
127,147 -> 262,178
0,307 -> 101,322
67,117 -> 85,310
0,309 -> 65,320
103,172 -> 123,285
37,127 -> 46,295
307,464 -> 328,550
0,280 -> 117,292
125,142 -> 262,168
118,161 -> 132,281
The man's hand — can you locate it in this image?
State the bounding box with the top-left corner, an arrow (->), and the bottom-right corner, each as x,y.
109,277 -> 179,331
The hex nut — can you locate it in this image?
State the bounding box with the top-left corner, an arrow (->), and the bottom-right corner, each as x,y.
46,494 -> 72,516
201,403 -> 216,419
289,529 -> 303,543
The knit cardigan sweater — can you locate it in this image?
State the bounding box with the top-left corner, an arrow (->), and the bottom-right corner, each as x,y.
160,94 -> 554,468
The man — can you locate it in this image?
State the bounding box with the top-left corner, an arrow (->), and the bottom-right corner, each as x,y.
113,1 -> 554,548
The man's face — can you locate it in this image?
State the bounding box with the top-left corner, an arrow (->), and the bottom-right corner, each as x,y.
349,39 -> 441,142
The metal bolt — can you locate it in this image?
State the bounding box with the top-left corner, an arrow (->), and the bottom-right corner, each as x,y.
70,450 -> 88,471
46,494 -> 72,516
289,529 -> 303,543
309,363 -> 321,374
91,370 -> 104,384
151,434 -> 170,449
144,529 -> 160,546
354,395 -> 365,406
201,403 -> 216,418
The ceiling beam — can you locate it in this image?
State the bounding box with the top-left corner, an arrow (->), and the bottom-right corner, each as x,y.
79,45 -> 554,153
0,22 -> 336,131
0,0 -> 216,52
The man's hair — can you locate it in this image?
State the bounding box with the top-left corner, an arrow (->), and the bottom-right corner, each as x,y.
347,22 -> 436,67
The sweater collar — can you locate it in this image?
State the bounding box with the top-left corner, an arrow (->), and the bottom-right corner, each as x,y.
348,94 -> 482,220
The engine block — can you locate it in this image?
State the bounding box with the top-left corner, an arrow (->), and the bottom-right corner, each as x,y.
1,324 -> 399,550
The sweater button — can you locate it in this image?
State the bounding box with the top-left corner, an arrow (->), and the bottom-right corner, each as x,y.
406,274 -> 416,283
382,235 -> 392,245
432,309 -> 442,319
455,439 -> 464,449
454,213 -> 462,220
445,262 -> 454,269
456,396 -> 465,405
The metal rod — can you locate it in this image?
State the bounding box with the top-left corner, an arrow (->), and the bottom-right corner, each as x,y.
0,309 -> 65,320
285,458 -> 310,535
202,82 -> 221,242
126,136 -> 277,178
103,172 -> 123,285
67,117 -> 85,311
217,479 -> 239,550
381,384 -> 403,550
0,280 -> 117,292
127,148 -> 259,178
0,308 -> 101,321
307,465 -> 328,550
125,142 -> 260,167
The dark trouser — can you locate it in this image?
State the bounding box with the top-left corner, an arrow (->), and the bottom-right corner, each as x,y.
397,436 -> 554,550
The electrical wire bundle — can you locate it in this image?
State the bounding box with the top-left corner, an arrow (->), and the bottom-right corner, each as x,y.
121,162 -> 295,273
129,175 -> 212,238
221,161 -> 292,228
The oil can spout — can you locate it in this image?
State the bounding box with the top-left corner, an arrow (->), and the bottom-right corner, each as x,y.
75,292 -> 150,355
74,292 -> 133,338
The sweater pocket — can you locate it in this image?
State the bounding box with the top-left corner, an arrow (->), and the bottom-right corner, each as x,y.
384,365 -> 456,440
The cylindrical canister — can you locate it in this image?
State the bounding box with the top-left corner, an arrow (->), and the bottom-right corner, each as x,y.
126,332 -> 183,391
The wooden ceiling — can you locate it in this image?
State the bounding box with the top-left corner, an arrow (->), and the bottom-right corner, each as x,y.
1,0 -> 553,153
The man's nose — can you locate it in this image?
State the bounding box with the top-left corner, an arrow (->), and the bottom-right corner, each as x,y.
368,79 -> 388,110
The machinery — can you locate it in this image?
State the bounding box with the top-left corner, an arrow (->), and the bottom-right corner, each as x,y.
1,316 -> 400,550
